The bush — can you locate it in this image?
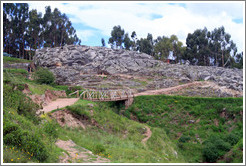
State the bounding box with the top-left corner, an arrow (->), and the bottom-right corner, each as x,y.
17,97 -> 39,120
202,142 -> 219,162
42,121 -> 58,138
4,127 -> 49,161
34,67 -> 55,85
202,135 -> 231,162
225,133 -> 240,146
178,135 -> 191,143
93,144 -> 105,154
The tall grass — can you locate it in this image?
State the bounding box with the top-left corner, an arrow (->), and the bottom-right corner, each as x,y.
123,95 -> 243,163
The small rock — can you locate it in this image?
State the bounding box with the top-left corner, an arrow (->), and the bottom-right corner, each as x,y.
87,103 -> 94,107
188,120 -> 195,124
179,76 -> 190,83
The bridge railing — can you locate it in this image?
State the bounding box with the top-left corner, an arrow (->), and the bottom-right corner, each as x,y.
69,89 -> 134,101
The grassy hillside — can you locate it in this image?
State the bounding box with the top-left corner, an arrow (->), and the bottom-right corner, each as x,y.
3,68 -> 184,163
122,95 -> 243,163
3,56 -> 31,64
3,67 -> 243,163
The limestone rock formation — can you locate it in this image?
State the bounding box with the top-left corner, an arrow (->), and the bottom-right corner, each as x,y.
33,45 -> 243,93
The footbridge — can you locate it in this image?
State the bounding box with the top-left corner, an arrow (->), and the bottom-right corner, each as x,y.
69,89 -> 135,108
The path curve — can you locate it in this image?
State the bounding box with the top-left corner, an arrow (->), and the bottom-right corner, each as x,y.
56,139 -> 110,163
142,126 -> 152,145
135,81 -> 205,97
40,98 -> 79,113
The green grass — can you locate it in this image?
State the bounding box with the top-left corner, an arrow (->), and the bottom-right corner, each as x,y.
123,95 -> 243,163
3,68 -> 72,95
59,100 -> 184,163
3,68 -> 243,163
3,56 -> 31,64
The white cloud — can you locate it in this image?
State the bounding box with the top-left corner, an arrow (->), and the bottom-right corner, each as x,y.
28,1 -> 244,52
76,30 -> 96,42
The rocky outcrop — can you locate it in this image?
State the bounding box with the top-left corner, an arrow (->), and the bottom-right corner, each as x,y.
34,45 -> 160,74
33,45 -> 243,93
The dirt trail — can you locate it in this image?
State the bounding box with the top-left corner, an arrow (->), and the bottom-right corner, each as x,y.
135,81 -> 205,96
55,139 -> 110,163
39,98 -> 79,113
142,126 -> 152,145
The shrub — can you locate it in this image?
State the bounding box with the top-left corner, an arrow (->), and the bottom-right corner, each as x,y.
42,121 -> 58,138
18,97 -> 39,116
4,127 -> 49,161
225,133 -> 240,146
202,142 -> 219,162
178,135 -> 191,143
34,67 -> 55,85
93,144 -> 105,154
202,135 -> 231,162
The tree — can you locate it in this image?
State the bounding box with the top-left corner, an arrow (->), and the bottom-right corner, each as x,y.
108,25 -> 125,49
101,38 -> 105,47
185,28 -> 210,65
3,3 -> 17,55
184,26 -> 239,67
210,26 -> 235,67
123,33 -> 132,50
27,9 -> 42,59
3,3 -> 81,59
137,38 -> 153,55
42,6 -> 81,48
131,31 -> 137,51
15,3 -> 29,59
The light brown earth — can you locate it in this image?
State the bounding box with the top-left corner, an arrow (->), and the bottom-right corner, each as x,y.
39,98 -> 79,113
142,126 -> 152,145
55,139 -> 110,163
135,81 -> 204,96
135,81 -> 242,97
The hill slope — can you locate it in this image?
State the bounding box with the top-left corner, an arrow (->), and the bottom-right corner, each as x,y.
3,57 -> 243,163
33,45 -> 243,94
121,95 -> 243,163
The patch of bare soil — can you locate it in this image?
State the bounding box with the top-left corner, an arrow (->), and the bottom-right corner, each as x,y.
51,109 -> 102,130
38,98 -> 79,114
55,139 -> 110,163
142,126 -> 152,145
51,109 -> 86,129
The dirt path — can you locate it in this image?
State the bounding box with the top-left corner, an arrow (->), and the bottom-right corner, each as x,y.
142,126 -> 152,145
39,98 -> 79,113
55,139 -> 110,163
135,81 -> 205,96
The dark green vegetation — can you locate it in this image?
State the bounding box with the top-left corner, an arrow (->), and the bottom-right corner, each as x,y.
108,25 -> 243,68
122,95 -> 243,163
3,3 -> 81,60
33,67 -> 55,85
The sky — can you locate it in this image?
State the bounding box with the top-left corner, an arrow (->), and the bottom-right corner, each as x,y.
28,1 -> 245,53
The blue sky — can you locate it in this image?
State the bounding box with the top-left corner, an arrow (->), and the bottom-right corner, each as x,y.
29,1 -> 244,52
